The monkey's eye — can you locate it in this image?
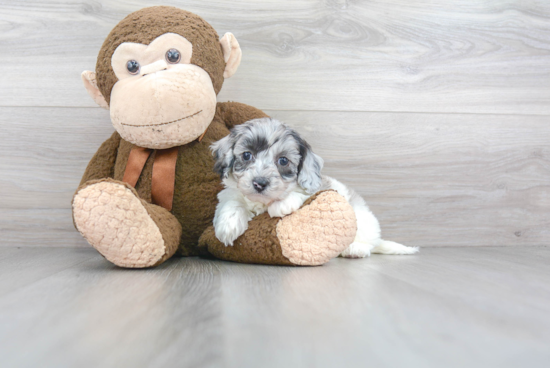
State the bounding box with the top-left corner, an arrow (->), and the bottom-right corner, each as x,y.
242,152 -> 252,161
166,49 -> 181,64
126,60 -> 140,75
278,157 -> 289,166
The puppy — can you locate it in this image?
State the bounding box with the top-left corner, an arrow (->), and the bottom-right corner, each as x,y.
211,118 -> 419,258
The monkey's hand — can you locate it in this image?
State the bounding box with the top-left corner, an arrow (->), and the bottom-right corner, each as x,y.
268,191 -> 310,218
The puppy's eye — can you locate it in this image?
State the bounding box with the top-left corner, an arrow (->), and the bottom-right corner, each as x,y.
126,60 -> 140,74
278,157 -> 289,166
166,49 -> 181,64
242,152 -> 252,161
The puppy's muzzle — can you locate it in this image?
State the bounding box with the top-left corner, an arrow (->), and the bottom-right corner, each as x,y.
252,177 -> 269,193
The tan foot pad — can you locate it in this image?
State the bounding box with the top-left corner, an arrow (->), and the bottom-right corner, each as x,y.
73,181 -> 166,268
277,191 -> 357,266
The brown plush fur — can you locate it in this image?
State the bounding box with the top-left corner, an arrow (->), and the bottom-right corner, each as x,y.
96,6 -> 226,104
79,132 -> 121,186
80,102 -> 269,256
198,212 -> 294,265
145,200 -> 183,267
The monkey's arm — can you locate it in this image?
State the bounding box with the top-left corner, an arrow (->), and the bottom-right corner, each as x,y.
216,102 -> 269,129
79,131 -> 121,185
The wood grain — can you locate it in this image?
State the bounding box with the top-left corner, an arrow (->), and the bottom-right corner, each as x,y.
0,247 -> 549,367
0,107 -> 548,248
0,0 -> 549,113
273,110 -> 550,247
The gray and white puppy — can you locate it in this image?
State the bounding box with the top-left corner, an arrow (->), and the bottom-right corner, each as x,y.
211,118 -> 418,258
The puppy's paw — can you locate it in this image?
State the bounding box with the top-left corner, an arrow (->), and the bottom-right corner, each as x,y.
214,212 -> 249,246
268,197 -> 304,218
340,242 -> 373,258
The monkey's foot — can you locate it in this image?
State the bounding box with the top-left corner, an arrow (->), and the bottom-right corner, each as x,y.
199,190 -> 357,266
276,190 -> 357,265
72,179 -> 181,268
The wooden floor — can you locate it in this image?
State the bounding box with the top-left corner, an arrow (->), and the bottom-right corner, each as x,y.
1,246 -> 548,368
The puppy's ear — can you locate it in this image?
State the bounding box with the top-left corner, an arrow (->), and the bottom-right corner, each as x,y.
211,135 -> 235,179
295,134 -> 324,194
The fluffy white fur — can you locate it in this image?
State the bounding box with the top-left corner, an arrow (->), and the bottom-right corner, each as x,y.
211,118 -> 419,258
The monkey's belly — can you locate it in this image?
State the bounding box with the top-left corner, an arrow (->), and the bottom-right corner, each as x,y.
172,180 -> 222,256
171,143 -> 224,256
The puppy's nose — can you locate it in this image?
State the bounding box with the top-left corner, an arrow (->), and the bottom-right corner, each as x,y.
252,177 -> 269,193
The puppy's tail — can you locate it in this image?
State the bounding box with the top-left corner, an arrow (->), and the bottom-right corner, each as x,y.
371,240 -> 419,255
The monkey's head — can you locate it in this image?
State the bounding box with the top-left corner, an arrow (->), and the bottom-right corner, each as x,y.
82,6 -> 241,149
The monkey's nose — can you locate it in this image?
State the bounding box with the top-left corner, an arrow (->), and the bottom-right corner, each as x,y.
252,177 -> 269,193
140,60 -> 168,76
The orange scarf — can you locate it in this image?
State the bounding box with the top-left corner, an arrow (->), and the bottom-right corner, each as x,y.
121,130 -> 209,211
122,146 -> 179,211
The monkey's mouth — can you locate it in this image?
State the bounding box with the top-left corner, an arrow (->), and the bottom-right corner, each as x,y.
120,110 -> 202,128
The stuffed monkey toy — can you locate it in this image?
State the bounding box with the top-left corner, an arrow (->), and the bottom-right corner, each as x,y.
73,6 -> 357,268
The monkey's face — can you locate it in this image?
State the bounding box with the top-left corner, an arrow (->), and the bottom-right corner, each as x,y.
82,7 -> 242,150
108,33 -> 217,149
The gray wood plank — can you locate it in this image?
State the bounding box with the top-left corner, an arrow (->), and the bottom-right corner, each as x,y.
0,106 -> 111,247
0,250 -> 226,368
0,246 -> 548,368
1,107 -> 548,248
0,0 -> 549,114
0,247 -> 96,296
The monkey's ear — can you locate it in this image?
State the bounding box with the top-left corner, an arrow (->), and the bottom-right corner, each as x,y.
81,71 -> 109,110
220,33 -> 242,79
